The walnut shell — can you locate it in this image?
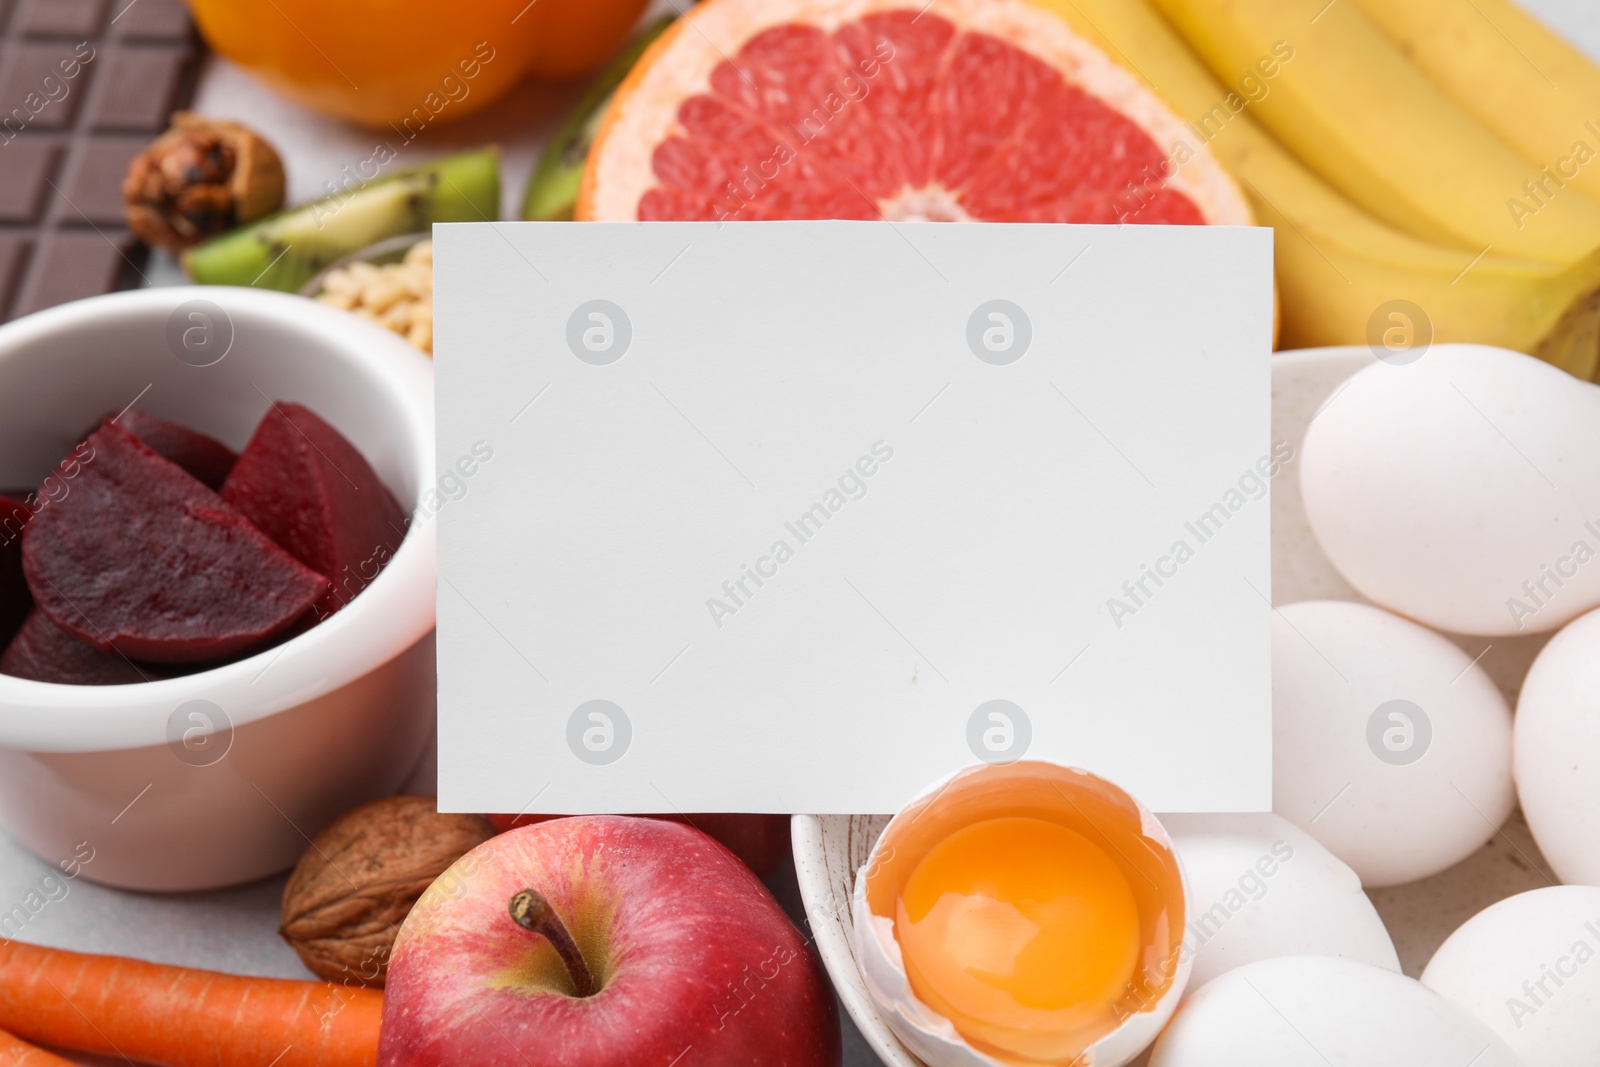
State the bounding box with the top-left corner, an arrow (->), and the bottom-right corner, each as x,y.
280,795 -> 494,987
123,112 -> 285,251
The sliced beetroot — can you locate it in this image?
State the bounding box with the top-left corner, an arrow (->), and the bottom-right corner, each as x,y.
221,402 -> 406,619
0,495 -> 32,647
112,410 -> 238,490
22,421 -> 327,664
0,609 -> 157,685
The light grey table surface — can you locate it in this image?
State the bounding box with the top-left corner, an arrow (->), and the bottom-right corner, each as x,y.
7,1 -> 1599,1064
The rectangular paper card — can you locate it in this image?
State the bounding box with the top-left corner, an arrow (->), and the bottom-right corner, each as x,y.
434,221 -> 1274,816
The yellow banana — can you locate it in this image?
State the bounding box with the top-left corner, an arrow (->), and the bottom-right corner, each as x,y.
1143,0 -> 1600,265
1028,0 -> 1600,379
1353,0 -> 1600,207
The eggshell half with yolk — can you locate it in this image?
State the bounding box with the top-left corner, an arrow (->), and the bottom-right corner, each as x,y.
852,762 -> 1190,1067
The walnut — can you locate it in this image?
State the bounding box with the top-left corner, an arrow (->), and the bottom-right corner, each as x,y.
123,112 -> 285,251
280,795 -> 494,987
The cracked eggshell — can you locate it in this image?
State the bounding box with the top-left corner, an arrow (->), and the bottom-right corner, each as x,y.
851,762 -> 1191,1067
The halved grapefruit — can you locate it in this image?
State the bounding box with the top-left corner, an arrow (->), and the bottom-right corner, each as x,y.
577,0 -> 1251,226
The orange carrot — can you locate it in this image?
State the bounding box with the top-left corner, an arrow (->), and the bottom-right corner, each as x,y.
0,1026 -> 77,1067
0,940 -> 382,1067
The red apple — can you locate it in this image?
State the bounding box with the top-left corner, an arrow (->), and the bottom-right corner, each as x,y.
486,812 -> 792,878
379,815 -> 841,1067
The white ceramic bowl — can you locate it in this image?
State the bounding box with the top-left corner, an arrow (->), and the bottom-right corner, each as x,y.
795,346 -> 1561,1065
0,286 -> 436,891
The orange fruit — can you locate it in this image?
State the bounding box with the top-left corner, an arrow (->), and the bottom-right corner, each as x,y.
578,0 -> 1251,225
188,0 -> 650,129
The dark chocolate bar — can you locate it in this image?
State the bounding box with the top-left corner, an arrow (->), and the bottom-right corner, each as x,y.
0,0 -> 200,320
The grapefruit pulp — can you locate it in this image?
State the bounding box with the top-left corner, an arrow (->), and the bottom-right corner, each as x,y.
578,0 -> 1251,226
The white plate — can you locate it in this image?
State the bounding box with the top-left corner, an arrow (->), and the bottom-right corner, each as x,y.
792,346 -> 1562,1066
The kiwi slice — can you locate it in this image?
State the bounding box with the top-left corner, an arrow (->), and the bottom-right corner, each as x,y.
183,147 -> 500,292
521,17 -> 674,222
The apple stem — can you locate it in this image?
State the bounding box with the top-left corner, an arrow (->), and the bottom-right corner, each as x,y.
509,889 -> 597,997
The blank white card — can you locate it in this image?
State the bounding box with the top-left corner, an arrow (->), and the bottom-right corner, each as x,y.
433,221 -> 1273,815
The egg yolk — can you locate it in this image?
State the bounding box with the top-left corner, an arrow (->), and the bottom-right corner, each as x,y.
894,816 -> 1142,1057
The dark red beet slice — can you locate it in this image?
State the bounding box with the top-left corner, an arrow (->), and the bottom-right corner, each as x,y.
22,422 -> 327,664
0,495 -> 32,647
0,609 -> 157,685
112,410 -> 238,490
221,402 -> 406,619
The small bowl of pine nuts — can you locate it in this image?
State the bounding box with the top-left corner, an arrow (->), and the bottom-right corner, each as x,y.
302,233 -> 434,354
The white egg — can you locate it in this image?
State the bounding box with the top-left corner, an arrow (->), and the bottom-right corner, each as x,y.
1150,956 -> 1521,1066
1422,886 -> 1600,1066
1515,607 -> 1600,886
1272,600 -> 1514,887
1162,812 -> 1398,989
1300,343 -> 1600,636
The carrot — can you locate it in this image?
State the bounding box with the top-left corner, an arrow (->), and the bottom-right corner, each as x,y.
0,1026 -> 77,1067
0,940 -> 382,1067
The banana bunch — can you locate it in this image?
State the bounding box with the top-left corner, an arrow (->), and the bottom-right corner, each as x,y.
1030,0 -> 1600,380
